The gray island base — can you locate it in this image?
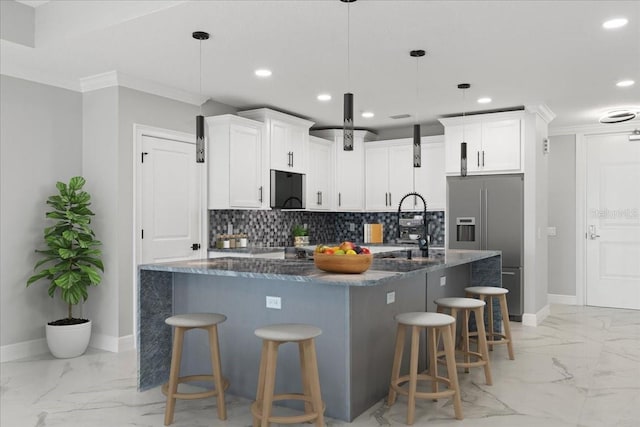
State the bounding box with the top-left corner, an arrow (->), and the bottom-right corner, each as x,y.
138,249 -> 501,422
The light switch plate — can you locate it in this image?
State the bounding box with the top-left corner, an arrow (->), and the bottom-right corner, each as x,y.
440,276 -> 447,286
547,226 -> 557,236
386,291 -> 395,304
266,296 -> 281,309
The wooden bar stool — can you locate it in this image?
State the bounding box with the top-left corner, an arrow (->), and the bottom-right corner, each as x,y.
387,312 -> 463,425
162,313 -> 229,426
434,297 -> 492,385
465,286 -> 515,360
252,323 -> 324,427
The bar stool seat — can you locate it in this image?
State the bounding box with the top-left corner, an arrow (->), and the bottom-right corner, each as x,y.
252,323 -> 324,427
434,297 -> 492,385
465,286 -> 515,360
162,313 -> 229,426
387,312 -> 463,425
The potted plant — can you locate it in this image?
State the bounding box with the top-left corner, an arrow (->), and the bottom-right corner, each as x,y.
27,176 -> 103,358
292,224 -> 309,247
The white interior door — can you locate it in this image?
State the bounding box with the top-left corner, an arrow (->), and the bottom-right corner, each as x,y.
140,134 -> 202,264
585,132 -> 640,309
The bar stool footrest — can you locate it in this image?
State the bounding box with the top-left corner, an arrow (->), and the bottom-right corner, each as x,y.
390,373 -> 456,400
162,375 -> 229,400
436,349 -> 487,369
251,393 -> 325,424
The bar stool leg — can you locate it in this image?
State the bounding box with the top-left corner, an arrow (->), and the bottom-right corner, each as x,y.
441,323 -> 463,420
304,338 -> 325,427
207,324 -> 227,420
253,341 -> 268,427
428,327 -> 438,398
298,341 -> 313,415
164,327 -> 185,426
407,325 -> 420,425
499,294 -> 515,360
261,340 -> 279,427
461,309 -> 471,373
387,324 -> 405,406
474,306 -> 493,385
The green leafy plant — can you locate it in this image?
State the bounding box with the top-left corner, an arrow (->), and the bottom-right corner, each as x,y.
27,176 -> 104,322
292,224 -> 308,237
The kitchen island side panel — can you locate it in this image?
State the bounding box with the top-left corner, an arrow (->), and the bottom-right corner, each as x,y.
349,273 -> 428,420
137,270 -> 173,391
172,273 -> 351,421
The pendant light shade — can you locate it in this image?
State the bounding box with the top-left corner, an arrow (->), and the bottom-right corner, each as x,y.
193,31 -> 209,163
344,92 -> 354,151
458,83 -> 470,176
341,0 -> 356,150
410,49 -> 425,167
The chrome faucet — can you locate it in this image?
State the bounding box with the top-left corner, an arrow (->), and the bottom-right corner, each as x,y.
397,192 -> 429,257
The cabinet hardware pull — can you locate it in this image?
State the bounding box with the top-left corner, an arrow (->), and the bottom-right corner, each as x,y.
477,151 -> 480,167
385,193 -> 388,206
291,152 -> 294,167
389,193 -> 392,206
501,271 -> 516,276
482,150 -> 485,167
259,186 -> 263,202
338,193 -> 342,207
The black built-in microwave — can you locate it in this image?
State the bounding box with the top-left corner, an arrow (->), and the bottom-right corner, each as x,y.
270,170 -> 305,209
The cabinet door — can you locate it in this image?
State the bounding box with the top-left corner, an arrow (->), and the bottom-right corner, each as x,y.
269,119 -> 290,171
414,140 -> 446,210
335,137 -> 364,211
388,143 -> 415,210
229,124 -> 263,208
481,119 -> 521,172
445,123 -> 482,174
288,125 -> 307,173
307,137 -> 333,210
364,145 -> 390,210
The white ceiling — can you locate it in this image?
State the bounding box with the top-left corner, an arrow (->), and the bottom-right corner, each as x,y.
3,0 -> 640,132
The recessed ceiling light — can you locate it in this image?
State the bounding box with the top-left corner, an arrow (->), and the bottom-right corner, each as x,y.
317,93 -> 332,101
477,97 -> 492,104
616,79 -> 635,87
602,18 -> 628,29
254,69 -> 272,77
361,112 -> 374,118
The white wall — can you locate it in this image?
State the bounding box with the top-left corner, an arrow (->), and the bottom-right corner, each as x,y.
547,134 -> 576,298
1,75 -> 82,357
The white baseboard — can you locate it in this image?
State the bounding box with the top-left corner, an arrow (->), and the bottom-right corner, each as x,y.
548,293 -> 578,305
522,304 -> 551,327
89,333 -> 135,353
2,334 -> 135,363
1,338 -> 48,362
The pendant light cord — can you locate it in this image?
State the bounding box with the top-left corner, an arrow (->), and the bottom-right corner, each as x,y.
199,39 -> 203,115
462,87 -> 466,141
415,57 -> 419,125
347,3 -> 351,92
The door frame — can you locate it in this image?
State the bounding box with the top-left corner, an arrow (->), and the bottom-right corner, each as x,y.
553,122 -> 639,306
132,124 -> 207,346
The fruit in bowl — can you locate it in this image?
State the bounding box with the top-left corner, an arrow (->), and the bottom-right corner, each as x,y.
314,241 -> 372,273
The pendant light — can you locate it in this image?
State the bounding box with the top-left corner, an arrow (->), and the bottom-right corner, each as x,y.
193,31 -> 209,163
410,50 -> 425,167
341,0 -> 356,151
458,83 -> 470,176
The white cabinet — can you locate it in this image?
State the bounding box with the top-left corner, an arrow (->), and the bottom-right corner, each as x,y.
307,136 -> 334,211
440,112 -> 522,175
238,108 -> 314,174
310,129 -> 375,211
364,140 -> 414,211
413,136 -> 446,210
207,115 -> 267,209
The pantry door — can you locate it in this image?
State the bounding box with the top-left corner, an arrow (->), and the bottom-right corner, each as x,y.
585,132 -> 640,309
139,129 -> 204,264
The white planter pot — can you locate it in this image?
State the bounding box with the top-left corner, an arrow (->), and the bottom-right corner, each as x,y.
46,320 -> 92,358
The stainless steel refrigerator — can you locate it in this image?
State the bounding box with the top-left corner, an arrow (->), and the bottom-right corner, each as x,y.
447,174 -> 524,321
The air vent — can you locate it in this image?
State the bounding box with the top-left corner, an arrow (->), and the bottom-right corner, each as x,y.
390,114 -> 411,119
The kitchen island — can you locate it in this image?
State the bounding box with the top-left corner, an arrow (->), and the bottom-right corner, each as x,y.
137,249 -> 501,421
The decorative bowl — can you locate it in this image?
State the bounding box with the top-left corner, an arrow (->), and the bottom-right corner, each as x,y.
313,253 -> 373,274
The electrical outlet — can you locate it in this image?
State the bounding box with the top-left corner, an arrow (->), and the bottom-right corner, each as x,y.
266,296 -> 281,309
349,222 -> 355,231
440,276 -> 446,287
386,291 -> 395,304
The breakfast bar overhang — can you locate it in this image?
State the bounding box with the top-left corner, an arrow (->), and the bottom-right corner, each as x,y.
137,249 -> 501,421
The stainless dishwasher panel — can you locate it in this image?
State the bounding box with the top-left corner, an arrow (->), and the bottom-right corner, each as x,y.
502,267 -> 522,321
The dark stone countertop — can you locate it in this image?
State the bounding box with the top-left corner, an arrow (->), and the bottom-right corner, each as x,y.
139,249 -> 500,287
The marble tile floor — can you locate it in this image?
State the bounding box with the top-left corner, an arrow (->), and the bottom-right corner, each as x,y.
2,304 -> 639,427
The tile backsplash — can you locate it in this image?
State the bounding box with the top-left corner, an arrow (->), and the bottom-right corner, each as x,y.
209,210 -> 445,248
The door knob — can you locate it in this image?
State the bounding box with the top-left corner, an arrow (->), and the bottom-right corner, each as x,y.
588,225 -> 600,240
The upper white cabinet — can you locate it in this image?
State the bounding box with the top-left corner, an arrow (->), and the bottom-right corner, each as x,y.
440,111 -> 523,175
311,129 -> 375,211
307,136 -> 334,211
238,108 -> 314,174
413,136 -> 446,211
364,139 -> 414,211
207,115 -> 267,209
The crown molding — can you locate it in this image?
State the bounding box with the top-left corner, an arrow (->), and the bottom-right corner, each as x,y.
0,63 -> 80,92
525,104 -> 556,124
80,71 -> 206,106
549,120 -> 640,137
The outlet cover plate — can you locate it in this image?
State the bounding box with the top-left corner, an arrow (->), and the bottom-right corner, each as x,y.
386,291 -> 395,304
266,296 -> 281,309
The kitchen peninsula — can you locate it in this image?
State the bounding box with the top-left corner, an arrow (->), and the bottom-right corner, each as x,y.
137,249 -> 501,421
